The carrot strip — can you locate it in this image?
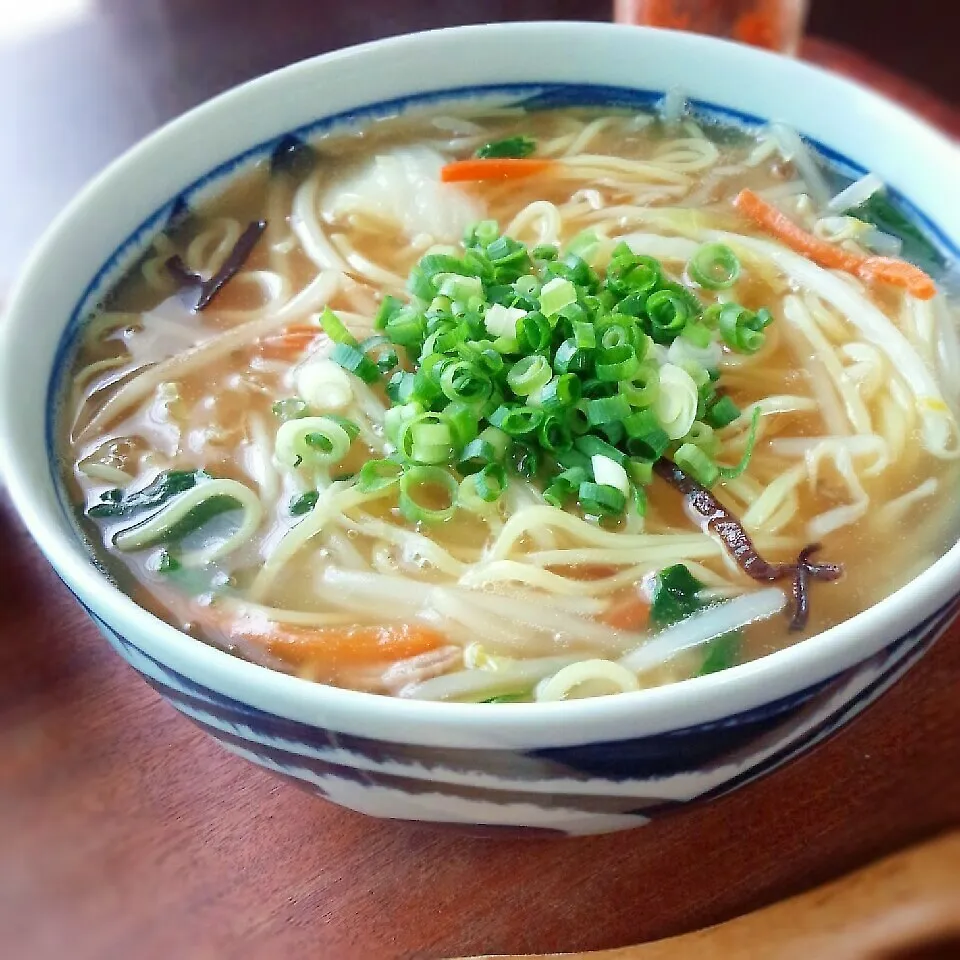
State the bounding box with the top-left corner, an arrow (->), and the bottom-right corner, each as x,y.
257,324 -> 323,359
734,188 -> 861,272
226,618 -> 447,672
440,158 -> 554,183
601,590 -> 651,631
734,189 -> 937,301
858,256 -> 939,301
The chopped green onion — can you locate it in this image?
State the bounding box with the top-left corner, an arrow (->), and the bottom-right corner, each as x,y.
552,339 -> 590,375
359,335 -> 400,375
680,322 -> 712,349
510,444 -> 540,479
596,344 -> 641,382
578,481 -> 626,517
566,229 -> 601,262
374,294 -> 404,331
516,312 -> 552,352
479,424 -> 511,459
623,409 -> 671,460
466,219 -> 500,247
608,250 -> 662,298
627,458 -> 654,486
705,395 -> 742,429
706,303 -> 772,355
489,403 -> 545,437
591,454 -> 630,495
474,463 -> 508,502
476,135 -> 537,159
619,364 -> 660,408
646,289 -> 693,344
536,374 -> 581,411
688,243 -> 741,290
397,412 -> 457,465
539,277 -> 578,318
319,306 -> 359,346
443,402 -> 480,447
399,466 -> 458,524
573,321 -> 596,349
371,222 -> 779,521
584,395 -> 632,426
538,413 -> 572,453
674,442 -> 720,487
276,416 -> 354,467
718,407 -> 762,480
357,459 -> 404,493
684,421 -> 718,456
458,439 -> 496,472
507,354 -> 552,396
439,360 -> 492,405
330,343 -> 381,384
574,434 -> 626,467
289,491 -> 319,515
384,401 -> 424,446
532,243 -> 559,261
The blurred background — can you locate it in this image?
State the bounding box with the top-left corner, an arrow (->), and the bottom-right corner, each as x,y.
2,0 -> 955,294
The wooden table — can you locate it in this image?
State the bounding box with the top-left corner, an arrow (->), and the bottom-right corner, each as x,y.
2,7 -> 959,960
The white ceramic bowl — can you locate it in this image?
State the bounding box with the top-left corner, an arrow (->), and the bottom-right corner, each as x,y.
3,23 -> 959,836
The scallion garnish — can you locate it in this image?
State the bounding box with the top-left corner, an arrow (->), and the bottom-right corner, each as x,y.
688,243 -> 741,290
306,221 -> 779,522
399,466 -> 459,524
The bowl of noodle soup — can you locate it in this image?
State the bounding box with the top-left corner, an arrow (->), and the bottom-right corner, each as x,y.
2,23 -> 959,834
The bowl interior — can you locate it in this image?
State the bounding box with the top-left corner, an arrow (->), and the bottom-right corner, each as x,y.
2,22 -> 959,747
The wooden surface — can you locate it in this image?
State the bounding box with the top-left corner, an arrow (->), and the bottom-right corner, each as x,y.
2,6 -> 960,960
466,833 -> 960,959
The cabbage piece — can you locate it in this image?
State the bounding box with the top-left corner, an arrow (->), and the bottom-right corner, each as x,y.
321,146 -> 484,243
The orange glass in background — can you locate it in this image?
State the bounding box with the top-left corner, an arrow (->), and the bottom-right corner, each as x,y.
614,0 -> 809,54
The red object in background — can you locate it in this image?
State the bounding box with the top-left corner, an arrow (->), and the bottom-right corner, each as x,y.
614,0 -> 810,54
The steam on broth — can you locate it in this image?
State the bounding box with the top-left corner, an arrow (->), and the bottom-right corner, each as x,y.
61,101 -> 960,702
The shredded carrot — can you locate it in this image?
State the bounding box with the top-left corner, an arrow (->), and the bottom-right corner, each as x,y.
440,158 -> 554,183
257,324 -> 323,359
601,591 -> 651,631
225,618 -> 446,672
858,256 -> 938,301
734,189 -> 937,301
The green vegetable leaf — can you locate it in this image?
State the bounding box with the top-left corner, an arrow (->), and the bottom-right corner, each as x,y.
651,564 -> 743,676
475,136 -> 537,160
87,469 -> 209,519
650,564 -> 705,628
699,633 -> 743,675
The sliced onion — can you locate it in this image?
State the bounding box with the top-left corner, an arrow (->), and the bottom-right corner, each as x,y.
860,227 -> 903,258
826,173 -> 884,213
619,589 -> 787,674
654,363 -> 699,440
770,123 -> 831,210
